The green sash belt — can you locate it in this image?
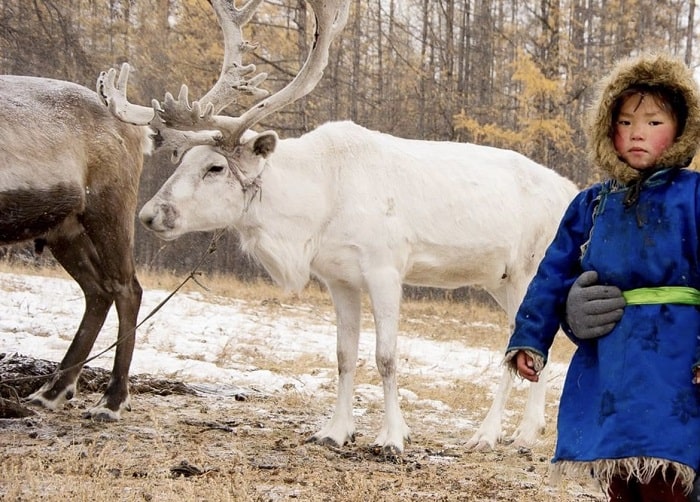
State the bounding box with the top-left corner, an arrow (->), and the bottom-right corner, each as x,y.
623,286 -> 700,305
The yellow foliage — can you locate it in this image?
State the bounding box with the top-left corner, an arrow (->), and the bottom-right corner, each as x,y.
522,118 -> 575,150
511,52 -> 561,101
453,50 -> 575,159
453,110 -> 524,150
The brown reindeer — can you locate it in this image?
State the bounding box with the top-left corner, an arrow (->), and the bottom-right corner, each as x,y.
0,74 -> 152,420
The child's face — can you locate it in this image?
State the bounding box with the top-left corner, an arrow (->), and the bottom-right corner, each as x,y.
613,94 -> 678,170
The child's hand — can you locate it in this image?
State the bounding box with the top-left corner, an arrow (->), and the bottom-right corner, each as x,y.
516,351 -> 540,382
693,367 -> 700,385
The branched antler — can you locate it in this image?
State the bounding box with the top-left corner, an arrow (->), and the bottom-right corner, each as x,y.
98,0 -> 350,159
199,0 -> 270,110
97,64 -> 222,163
96,63 -> 156,125
228,0 -> 350,141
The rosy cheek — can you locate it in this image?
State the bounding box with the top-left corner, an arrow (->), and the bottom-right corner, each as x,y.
651,136 -> 674,155
613,132 -> 625,153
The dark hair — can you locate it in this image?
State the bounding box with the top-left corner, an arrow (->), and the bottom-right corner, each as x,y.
611,84 -> 688,138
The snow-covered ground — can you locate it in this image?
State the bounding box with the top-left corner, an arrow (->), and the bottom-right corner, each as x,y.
0,271 -> 567,405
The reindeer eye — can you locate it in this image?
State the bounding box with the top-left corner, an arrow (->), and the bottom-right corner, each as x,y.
205,165 -> 225,177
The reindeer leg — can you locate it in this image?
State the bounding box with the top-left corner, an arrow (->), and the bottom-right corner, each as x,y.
366,268 -> 410,456
307,281 -> 361,448
88,269 -> 140,421
78,192 -> 142,421
31,211 -> 141,422
466,279 -> 546,450
27,230 -> 112,413
465,366 -> 513,450
510,364 -> 548,446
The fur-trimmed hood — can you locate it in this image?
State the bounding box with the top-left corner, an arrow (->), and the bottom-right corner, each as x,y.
587,52 -> 700,183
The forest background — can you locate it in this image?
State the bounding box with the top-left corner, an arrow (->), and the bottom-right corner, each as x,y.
0,0 -> 697,281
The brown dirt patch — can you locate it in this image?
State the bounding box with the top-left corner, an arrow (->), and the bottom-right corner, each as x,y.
0,357 -> 603,501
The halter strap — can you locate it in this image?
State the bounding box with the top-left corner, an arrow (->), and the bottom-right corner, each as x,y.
226,156 -> 264,211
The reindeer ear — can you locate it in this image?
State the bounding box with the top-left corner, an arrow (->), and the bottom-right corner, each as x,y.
251,131 -> 278,158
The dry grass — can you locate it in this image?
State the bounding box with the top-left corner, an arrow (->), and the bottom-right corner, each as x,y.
0,262 -> 599,501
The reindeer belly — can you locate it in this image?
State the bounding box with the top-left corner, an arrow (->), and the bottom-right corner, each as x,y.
404,245 -> 511,289
0,183 -> 84,244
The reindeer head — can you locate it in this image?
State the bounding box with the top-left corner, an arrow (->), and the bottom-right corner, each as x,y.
97,0 -> 349,240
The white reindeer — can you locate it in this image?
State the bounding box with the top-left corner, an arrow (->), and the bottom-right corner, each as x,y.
98,0 -> 578,453
0,74 -> 152,420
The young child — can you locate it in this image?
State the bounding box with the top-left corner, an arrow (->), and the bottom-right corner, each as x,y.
505,52 -> 700,501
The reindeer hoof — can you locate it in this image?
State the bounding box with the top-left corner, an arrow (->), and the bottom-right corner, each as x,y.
25,392 -> 63,411
82,408 -> 120,422
305,433 -> 355,449
316,437 -> 341,448
370,443 -> 403,462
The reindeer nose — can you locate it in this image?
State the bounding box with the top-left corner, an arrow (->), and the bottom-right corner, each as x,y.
139,202 -> 178,230
140,213 -> 155,228
138,204 -> 160,229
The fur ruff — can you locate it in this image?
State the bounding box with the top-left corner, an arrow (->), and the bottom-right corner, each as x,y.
587,52 -> 700,184
551,457 -> 696,495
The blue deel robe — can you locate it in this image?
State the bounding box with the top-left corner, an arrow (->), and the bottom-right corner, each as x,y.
507,167 -> 700,472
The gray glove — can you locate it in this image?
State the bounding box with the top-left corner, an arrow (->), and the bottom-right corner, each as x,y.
566,270 -> 626,340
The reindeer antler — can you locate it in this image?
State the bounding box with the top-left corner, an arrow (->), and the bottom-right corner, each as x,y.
97,63 -> 223,164
200,0 -> 270,111
228,0 -> 350,139
97,63 -> 156,125
158,0 -> 350,146
98,0 -> 350,157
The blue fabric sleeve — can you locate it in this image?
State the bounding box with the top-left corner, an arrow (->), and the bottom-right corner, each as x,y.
506,187 -> 600,364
